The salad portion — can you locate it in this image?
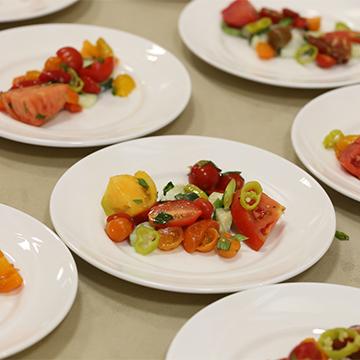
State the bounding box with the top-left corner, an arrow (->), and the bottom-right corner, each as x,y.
0,37 -> 136,127
100,160 -> 285,259
281,326 -> 360,360
323,130 -> 360,179
0,250 -> 23,293
221,0 -> 360,68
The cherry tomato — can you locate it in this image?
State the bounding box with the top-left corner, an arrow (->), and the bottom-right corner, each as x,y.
132,206 -> 156,225
282,8 -> 300,19
44,56 -> 63,72
105,216 -> 134,242
216,233 -> 241,259
197,227 -> 219,252
148,200 -> 202,228
188,160 -> 221,193
158,227 -> 184,251
288,339 -> 328,360
79,57 -> 115,83
293,17 -> 308,29
39,70 -> 71,84
11,79 -> 41,89
193,198 -> 214,219
338,138 -> 360,179
56,47 -> 83,72
316,54 -> 337,68
183,219 -> 219,253
81,75 -> 101,94
215,172 -> 245,193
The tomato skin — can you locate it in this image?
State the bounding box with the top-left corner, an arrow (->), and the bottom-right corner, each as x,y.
215,172 -> 244,193
183,219 -> 219,253
316,54 -> 336,68
105,217 -> 134,242
193,198 -> 214,219
338,138 -> 360,179
148,200 -> 202,228
231,190 -> 285,251
107,212 -> 134,223
56,47 -> 83,72
188,161 -> 221,193
81,75 -> 101,94
79,57 -> 115,83
158,227 -> 184,251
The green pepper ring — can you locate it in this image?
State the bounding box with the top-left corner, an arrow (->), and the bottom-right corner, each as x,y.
239,181 -> 263,211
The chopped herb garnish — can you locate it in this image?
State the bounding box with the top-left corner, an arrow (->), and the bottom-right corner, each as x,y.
133,199 -> 143,205
112,88 -> 117,96
213,198 -> 223,209
138,178 -> 149,190
175,192 -> 199,201
101,78 -> 113,92
163,181 -> 175,196
153,212 -> 173,225
23,102 -> 29,114
216,237 -> 231,251
232,234 -> 248,242
36,113 -> 46,120
335,230 -> 350,241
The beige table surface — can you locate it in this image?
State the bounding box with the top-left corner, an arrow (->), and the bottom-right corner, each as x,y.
1,0 -> 359,359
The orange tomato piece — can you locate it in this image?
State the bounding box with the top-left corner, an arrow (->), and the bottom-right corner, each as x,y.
197,227 -> 219,252
81,40 -> 100,58
216,233 -> 241,259
255,42 -> 276,60
158,227 -> 184,251
335,135 -> 360,158
0,251 -> 23,293
105,217 -> 134,242
65,87 -> 80,105
306,17 -> 321,31
44,56 -> 63,72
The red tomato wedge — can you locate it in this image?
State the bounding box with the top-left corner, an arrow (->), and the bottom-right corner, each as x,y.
231,190 -> 285,251
148,200 -> 202,228
222,0 -> 258,28
288,338 -> 328,360
338,137 -> 360,179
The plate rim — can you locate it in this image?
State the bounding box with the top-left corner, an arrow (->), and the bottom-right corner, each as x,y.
0,0 -> 79,23
0,203 -> 78,359
0,23 -> 192,148
178,0 -> 360,89
50,135 -> 335,294
291,84 -> 360,202
166,282 -> 360,359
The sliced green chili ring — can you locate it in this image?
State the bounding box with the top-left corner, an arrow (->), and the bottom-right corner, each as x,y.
323,129 -> 344,149
134,225 -> 160,255
335,230 -> 350,241
318,328 -> 360,360
221,21 -> 244,37
68,68 -> 84,93
222,179 -> 236,210
335,22 -> 351,31
295,44 -> 318,65
184,184 -> 208,199
243,17 -> 272,36
240,181 -> 263,211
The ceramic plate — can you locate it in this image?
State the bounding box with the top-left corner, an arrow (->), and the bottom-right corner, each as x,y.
167,283 -> 360,360
50,135 -> 335,293
179,0 -> 360,88
0,24 -> 191,147
0,204 -> 77,359
292,85 -> 360,201
0,0 -> 78,22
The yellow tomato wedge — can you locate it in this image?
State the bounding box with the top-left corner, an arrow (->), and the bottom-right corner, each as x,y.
0,250 -> 23,293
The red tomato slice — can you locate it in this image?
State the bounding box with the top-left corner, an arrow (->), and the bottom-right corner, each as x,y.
316,54 -> 336,69
288,339 -> 328,360
148,200 -> 202,228
222,0 -> 258,28
214,172 -> 244,193
231,190 -> 285,251
81,75 -> 101,94
338,138 -> 360,179
183,219 -> 220,253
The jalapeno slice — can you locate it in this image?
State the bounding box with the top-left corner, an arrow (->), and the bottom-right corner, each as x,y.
295,44 -> 318,65
240,181 -> 262,211
68,68 -> 84,93
243,17 -> 272,36
323,129 -> 345,149
134,225 -> 160,255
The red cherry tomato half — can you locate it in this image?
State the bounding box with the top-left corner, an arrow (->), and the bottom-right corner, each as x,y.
81,75 -> 101,94
11,79 -> 42,89
293,17 -> 308,29
56,47 -> 83,72
316,54 -> 337,68
188,160 -> 221,193
79,57 -> 115,83
215,172 -> 245,193
338,138 -> 360,179
193,198 -> 214,219
39,70 -> 71,84
258,7 -> 282,24
282,8 -> 300,19
148,200 -> 202,228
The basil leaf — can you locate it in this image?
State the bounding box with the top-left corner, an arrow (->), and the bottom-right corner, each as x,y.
213,198 -> 223,209
133,199 -> 143,205
335,230 -> 350,241
232,234 -> 248,242
216,237 -> 231,251
174,192 -> 199,201
163,181 -> 174,196
138,178 -> 149,190
153,212 -> 173,225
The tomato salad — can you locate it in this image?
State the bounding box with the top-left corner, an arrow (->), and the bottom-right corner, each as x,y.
221,0 -> 360,68
281,326 -> 360,360
323,129 -> 360,179
101,160 -> 285,258
0,250 -> 23,293
0,37 -> 136,127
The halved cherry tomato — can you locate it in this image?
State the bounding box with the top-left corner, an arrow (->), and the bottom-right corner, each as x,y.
316,54 -> 336,68
79,57 -> 115,83
183,219 -> 219,253
215,172 -> 244,193
338,138 -> 360,179
44,56 -> 63,72
335,135 -> 359,158
39,70 -> 71,84
105,216 -> 134,242
193,198 -> 214,219
11,79 -> 41,89
288,338 -> 328,360
158,227 -> 184,251
306,17 -> 321,32
148,200 -> 202,228
133,206 -> 156,225
56,47 -> 83,72
282,8 -> 299,19
81,75 -> 101,94
258,7 -> 282,24
64,103 -> 82,113
216,233 -> 241,259
197,227 -> 219,252
293,17 -> 307,29
188,160 -> 221,193
0,251 -> 23,293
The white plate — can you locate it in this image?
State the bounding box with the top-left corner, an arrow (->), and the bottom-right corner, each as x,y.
0,24 -> 191,147
0,0 -> 78,22
179,0 -> 360,88
50,135 -> 335,294
167,283 -> 360,360
292,85 -> 360,201
0,204 -> 78,359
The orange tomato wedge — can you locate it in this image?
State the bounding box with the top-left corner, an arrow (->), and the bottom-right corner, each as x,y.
0,250 -> 23,293
158,227 -> 184,251
197,227 -> 219,252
